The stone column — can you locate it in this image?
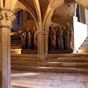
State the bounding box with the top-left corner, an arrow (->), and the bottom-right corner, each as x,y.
37,30 -> 45,61
0,9 -> 15,88
38,29 -> 49,60
44,30 -> 49,59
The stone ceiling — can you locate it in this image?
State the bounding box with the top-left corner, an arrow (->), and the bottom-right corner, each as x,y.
13,0 -> 88,28
14,0 -> 88,19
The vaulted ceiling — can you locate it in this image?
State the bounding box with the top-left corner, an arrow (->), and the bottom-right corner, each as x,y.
13,0 -> 88,28
14,0 -> 88,20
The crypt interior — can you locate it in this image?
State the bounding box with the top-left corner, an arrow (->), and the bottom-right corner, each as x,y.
0,0 -> 88,88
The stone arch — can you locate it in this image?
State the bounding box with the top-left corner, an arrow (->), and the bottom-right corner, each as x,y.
43,0 -> 64,30
43,0 -> 88,29
17,0 -> 39,30
46,0 -> 88,30
42,0 -> 64,58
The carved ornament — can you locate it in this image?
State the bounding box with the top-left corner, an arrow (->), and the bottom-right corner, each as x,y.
0,8 -> 15,21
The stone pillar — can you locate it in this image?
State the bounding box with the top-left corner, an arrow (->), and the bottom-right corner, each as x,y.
0,9 -> 15,88
44,29 -> 49,59
37,30 -> 45,61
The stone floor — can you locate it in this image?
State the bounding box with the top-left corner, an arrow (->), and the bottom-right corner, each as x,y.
11,71 -> 88,88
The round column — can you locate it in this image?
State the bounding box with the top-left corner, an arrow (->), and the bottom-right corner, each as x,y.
0,8 -> 15,88
37,30 -> 45,61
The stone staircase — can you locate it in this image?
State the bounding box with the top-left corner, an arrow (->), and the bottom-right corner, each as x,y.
11,32 -> 21,48
11,54 -> 88,73
78,36 -> 88,53
11,32 -> 22,54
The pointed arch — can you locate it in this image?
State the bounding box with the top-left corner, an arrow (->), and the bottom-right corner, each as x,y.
43,0 -> 88,29
33,0 -> 42,29
18,0 -> 38,29
43,0 -> 64,28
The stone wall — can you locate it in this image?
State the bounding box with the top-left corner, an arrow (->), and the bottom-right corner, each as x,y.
52,16 -> 73,26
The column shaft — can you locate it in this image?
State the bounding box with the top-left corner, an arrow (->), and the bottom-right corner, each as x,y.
0,27 -> 11,88
44,31 -> 49,59
0,9 -> 15,88
37,31 -> 45,61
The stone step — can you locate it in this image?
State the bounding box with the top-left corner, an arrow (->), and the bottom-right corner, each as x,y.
11,54 -> 37,61
79,49 -> 88,52
11,57 -> 88,62
78,37 -> 88,53
47,54 -> 88,58
11,54 -> 88,73
11,61 -> 62,67
11,65 -> 88,73
11,40 -> 21,44
82,42 -> 88,46
11,61 -> 88,68
11,42 -> 21,45
78,49 -> 88,53
11,46 -> 22,49
80,46 -> 88,49
11,54 -> 88,62
47,57 -> 88,62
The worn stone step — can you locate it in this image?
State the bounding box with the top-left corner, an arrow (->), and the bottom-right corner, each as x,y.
11,61 -> 62,67
11,65 -> 88,73
11,54 -> 88,73
11,46 -> 21,48
80,46 -> 88,49
82,43 -> 88,46
11,54 -> 88,62
11,54 -> 37,61
11,61 -> 88,68
47,57 -> 88,62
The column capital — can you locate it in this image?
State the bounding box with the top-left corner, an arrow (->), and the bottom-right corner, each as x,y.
0,8 -> 15,28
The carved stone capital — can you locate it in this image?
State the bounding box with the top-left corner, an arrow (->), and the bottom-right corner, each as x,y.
0,9 -> 15,21
0,8 -> 15,28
